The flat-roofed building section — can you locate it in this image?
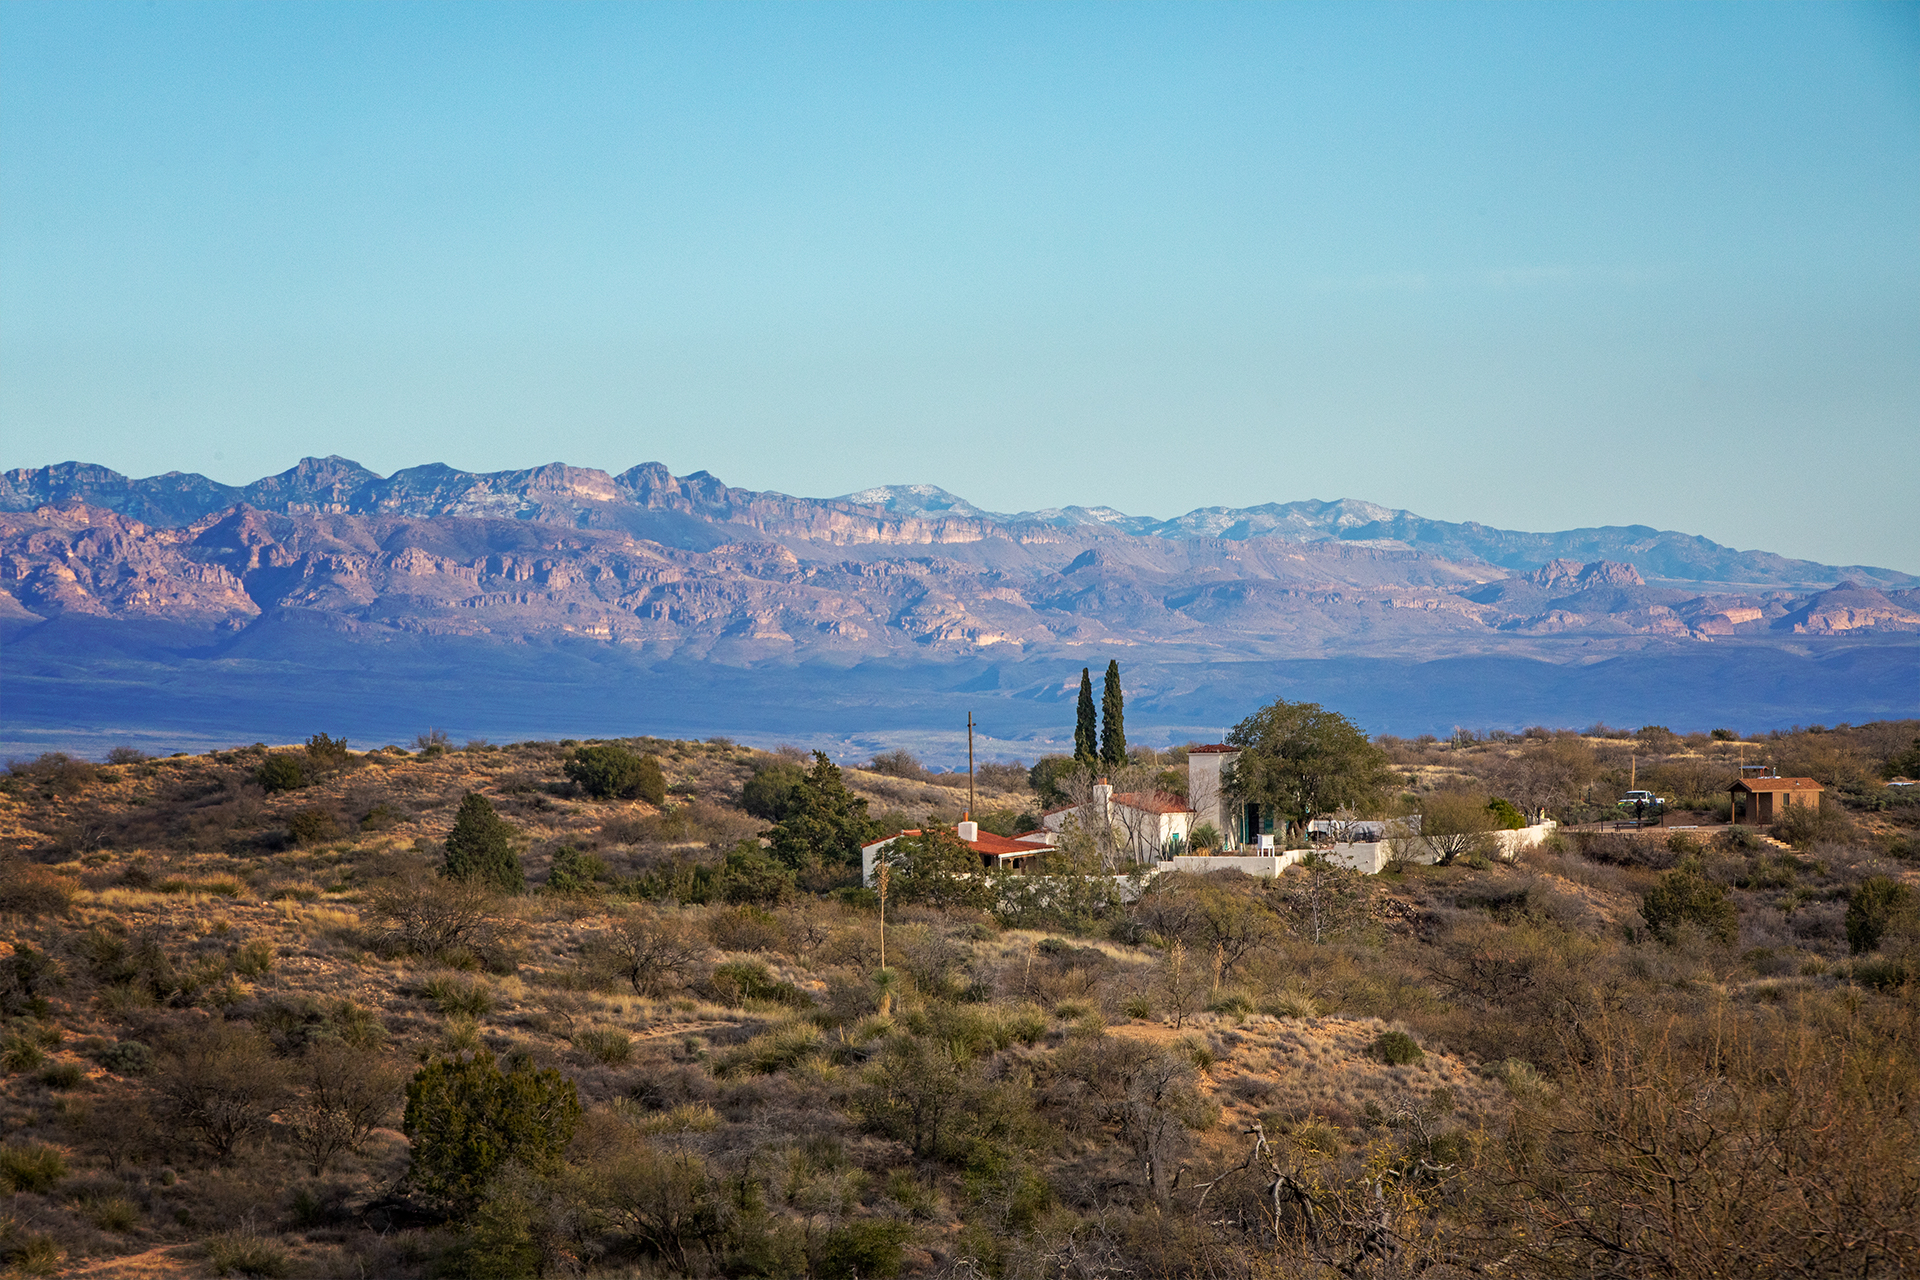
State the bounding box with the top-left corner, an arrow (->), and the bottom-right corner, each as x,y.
1186,745 -> 1241,848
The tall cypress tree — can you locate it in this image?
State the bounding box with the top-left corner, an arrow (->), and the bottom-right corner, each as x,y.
1100,659 -> 1127,768
1074,668 -> 1098,767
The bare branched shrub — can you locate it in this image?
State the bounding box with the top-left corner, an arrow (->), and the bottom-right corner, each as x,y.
368,875 -> 505,965
286,1042 -> 406,1174
587,911 -> 707,997
153,1023 -> 293,1162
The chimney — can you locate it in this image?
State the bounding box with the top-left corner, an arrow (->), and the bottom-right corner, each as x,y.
1093,778 -> 1114,808
957,820 -> 979,842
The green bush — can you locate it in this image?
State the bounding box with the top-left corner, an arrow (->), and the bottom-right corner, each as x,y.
741,761 -> 808,820
1373,1031 -> 1425,1066
815,1219 -> 910,1280
1641,865 -> 1739,945
37,1060 -> 85,1089
0,1141 -> 67,1192
1486,797 -> 1527,829
544,844 -> 605,894
255,755 -> 308,794
423,974 -> 494,1018
709,961 -> 809,1008
403,1052 -> 581,1213
572,1028 -> 633,1065
203,1226 -> 291,1278
286,807 -> 339,846
1847,877 -> 1917,955
85,1039 -> 154,1076
1772,801 -> 1858,851
1,1032 -> 46,1073
564,744 -> 667,804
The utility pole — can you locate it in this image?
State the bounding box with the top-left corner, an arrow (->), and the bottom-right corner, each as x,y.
967,712 -> 975,818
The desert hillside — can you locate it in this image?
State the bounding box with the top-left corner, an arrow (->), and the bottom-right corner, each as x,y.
0,721 -> 1917,1277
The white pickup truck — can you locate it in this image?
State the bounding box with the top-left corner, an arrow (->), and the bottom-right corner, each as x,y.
1618,789 -> 1668,808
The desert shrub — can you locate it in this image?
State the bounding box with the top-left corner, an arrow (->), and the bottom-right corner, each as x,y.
572,1028 -> 633,1065
708,961 -> 809,1008
714,842 -> 796,907
0,944 -> 56,1019
1373,1031 -> 1425,1066
85,1196 -> 141,1232
1486,797 -> 1527,829
1642,865 -> 1740,945
1718,826 -> 1765,852
203,1224 -> 291,1278
90,1038 -> 154,1075
0,1225 -> 61,1277
741,760 -> 809,821
0,1032 -> 46,1073
707,904 -> 786,952
255,755 -> 308,794
588,912 -> 706,997
287,1041 -> 406,1174
443,793 -> 524,893
1771,801 -> 1859,851
285,807 -> 339,845
403,1052 -> 581,1213
422,974 -> 494,1018
866,749 -> 928,780
152,1023 -> 293,1161
106,746 -> 149,765
544,844 -> 605,894
37,1060 -> 85,1089
1847,877 -> 1918,955
5,751 -> 98,795
565,744 -> 667,804
814,1219 -> 910,1279
0,1141 -> 67,1192
230,939 -> 274,978
305,732 -> 353,773
370,875 -> 506,965
360,802 -> 403,831
0,861 -> 76,915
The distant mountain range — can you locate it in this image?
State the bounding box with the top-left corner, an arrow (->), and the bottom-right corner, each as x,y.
2,457 -> 1915,757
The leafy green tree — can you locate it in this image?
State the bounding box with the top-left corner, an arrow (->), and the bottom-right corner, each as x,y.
1226,700 -> 1396,837
1641,864 -> 1738,945
741,760 -> 808,820
403,1052 -> 581,1214
763,752 -> 878,873
1074,668 -> 1098,767
1486,797 -> 1527,829
1847,876 -> 1917,955
1027,755 -> 1080,807
565,743 -> 666,803
881,823 -> 997,912
443,793 -> 524,893
1100,660 -> 1127,769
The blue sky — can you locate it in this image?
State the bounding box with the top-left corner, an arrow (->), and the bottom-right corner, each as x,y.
3,1 -> 1917,570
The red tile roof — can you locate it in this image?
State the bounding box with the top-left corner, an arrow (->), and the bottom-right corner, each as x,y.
1731,777 -> 1824,793
1110,790 -> 1194,815
865,830 -> 1049,855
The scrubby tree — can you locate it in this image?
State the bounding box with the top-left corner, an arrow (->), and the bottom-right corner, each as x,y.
1027,755 -> 1080,807
403,1052 -> 581,1214
305,732 -> 352,773
1227,700 -> 1396,838
565,743 -> 666,803
443,792 -> 524,893
1075,668 -> 1098,767
590,911 -> 706,997
1418,791 -> 1503,865
763,752 -> 878,874
1101,660 -> 1127,769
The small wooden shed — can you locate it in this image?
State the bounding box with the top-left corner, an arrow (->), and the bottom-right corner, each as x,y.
1730,776 -> 1824,826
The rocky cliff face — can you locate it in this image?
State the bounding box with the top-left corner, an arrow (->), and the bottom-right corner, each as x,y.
7,458 -> 1915,589
5,492 -> 1914,664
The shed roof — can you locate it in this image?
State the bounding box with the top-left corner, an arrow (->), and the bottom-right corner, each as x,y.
1731,776 -> 1824,793
1187,744 -> 1240,754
